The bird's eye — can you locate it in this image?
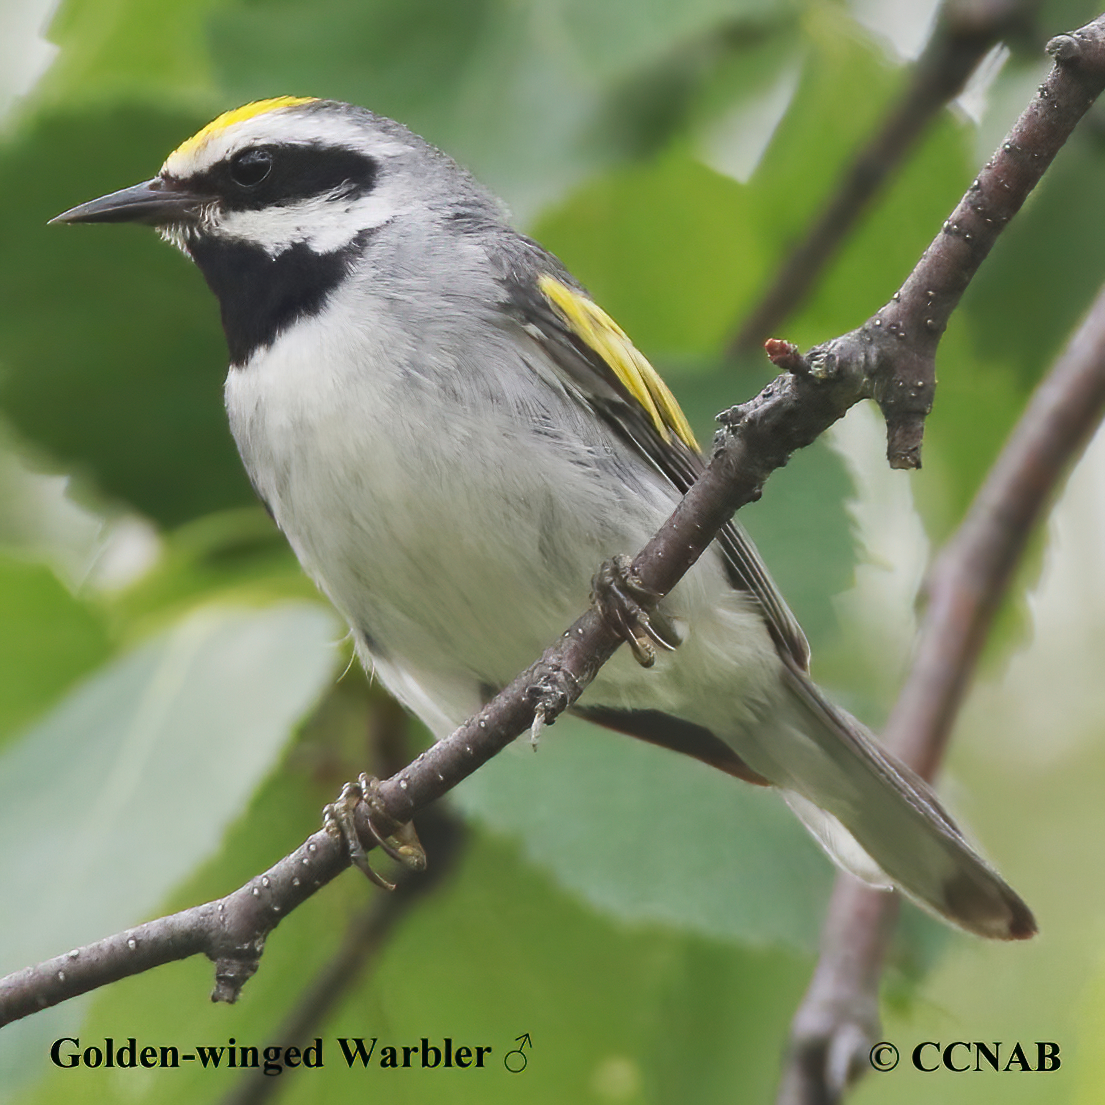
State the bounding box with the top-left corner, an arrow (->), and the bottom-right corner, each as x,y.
229,148 -> 274,188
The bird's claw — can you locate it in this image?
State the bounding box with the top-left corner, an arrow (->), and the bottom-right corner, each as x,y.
591,554 -> 680,667
323,773 -> 426,889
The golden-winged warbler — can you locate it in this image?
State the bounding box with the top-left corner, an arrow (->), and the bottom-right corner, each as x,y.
53,97 -> 1034,939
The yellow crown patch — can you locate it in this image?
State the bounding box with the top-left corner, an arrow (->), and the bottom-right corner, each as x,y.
171,97 -> 318,160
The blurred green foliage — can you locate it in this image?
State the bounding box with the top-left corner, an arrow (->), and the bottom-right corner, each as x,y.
2,0 -> 1105,1102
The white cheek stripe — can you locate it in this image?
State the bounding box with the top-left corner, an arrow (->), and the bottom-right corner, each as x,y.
216,187 -> 407,255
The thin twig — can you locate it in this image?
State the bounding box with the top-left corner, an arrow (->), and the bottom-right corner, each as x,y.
777,283 -> 1105,1105
731,0 -> 1038,357
220,808 -> 465,1105
889,282 -> 1105,770
777,883 -> 900,1104
807,13 -> 1105,468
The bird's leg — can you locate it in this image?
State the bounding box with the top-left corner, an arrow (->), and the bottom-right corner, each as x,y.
323,773 -> 426,889
591,554 -> 681,668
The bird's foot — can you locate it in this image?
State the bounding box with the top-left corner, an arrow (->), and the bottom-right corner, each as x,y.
323,773 -> 426,889
591,554 -> 680,668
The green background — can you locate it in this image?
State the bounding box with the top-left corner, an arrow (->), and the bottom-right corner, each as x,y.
2,0 -> 1104,1102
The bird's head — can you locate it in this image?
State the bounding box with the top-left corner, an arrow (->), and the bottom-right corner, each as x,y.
53,97 -> 499,364
53,96 -> 495,254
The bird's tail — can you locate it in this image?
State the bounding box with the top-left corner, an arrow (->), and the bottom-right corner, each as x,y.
761,663 -> 1036,940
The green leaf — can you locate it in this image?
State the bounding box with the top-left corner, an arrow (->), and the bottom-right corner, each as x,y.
210,0 -> 600,217
209,0 -> 799,218
0,600 -> 339,1090
39,0 -> 222,103
532,147 -> 765,356
0,106 -> 252,525
362,834 -> 811,1105
0,554 -> 110,745
109,507 -> 314,632
556,0 -> 790,80
20,829 -> 810,1105
746,13 -> 974,349
452,718 -> 833,951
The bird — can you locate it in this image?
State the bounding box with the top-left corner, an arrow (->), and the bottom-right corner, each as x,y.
53,96 -> 1035,940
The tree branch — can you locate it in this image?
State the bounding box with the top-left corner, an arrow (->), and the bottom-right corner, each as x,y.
776,241 -> 1105,1105
731,0 -> 1039,357
4,7 -> 1105,1037
219,807 -> 465,1105
810,13 -> 1105,467
888,282 -> 1105,771
0,314 -> 872,1027
776,17 -> 1105,1095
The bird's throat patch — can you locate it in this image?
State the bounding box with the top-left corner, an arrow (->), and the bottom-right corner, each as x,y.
187,233 -> 361,367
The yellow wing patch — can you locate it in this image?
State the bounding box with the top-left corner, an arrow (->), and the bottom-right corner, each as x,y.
539,275 -> 699,451
171,97 -> 319,161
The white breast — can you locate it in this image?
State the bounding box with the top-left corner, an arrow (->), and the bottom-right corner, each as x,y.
223,266 -> 777,739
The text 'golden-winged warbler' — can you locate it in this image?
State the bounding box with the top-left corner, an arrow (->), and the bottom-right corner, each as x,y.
54,97 -> 1035,940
